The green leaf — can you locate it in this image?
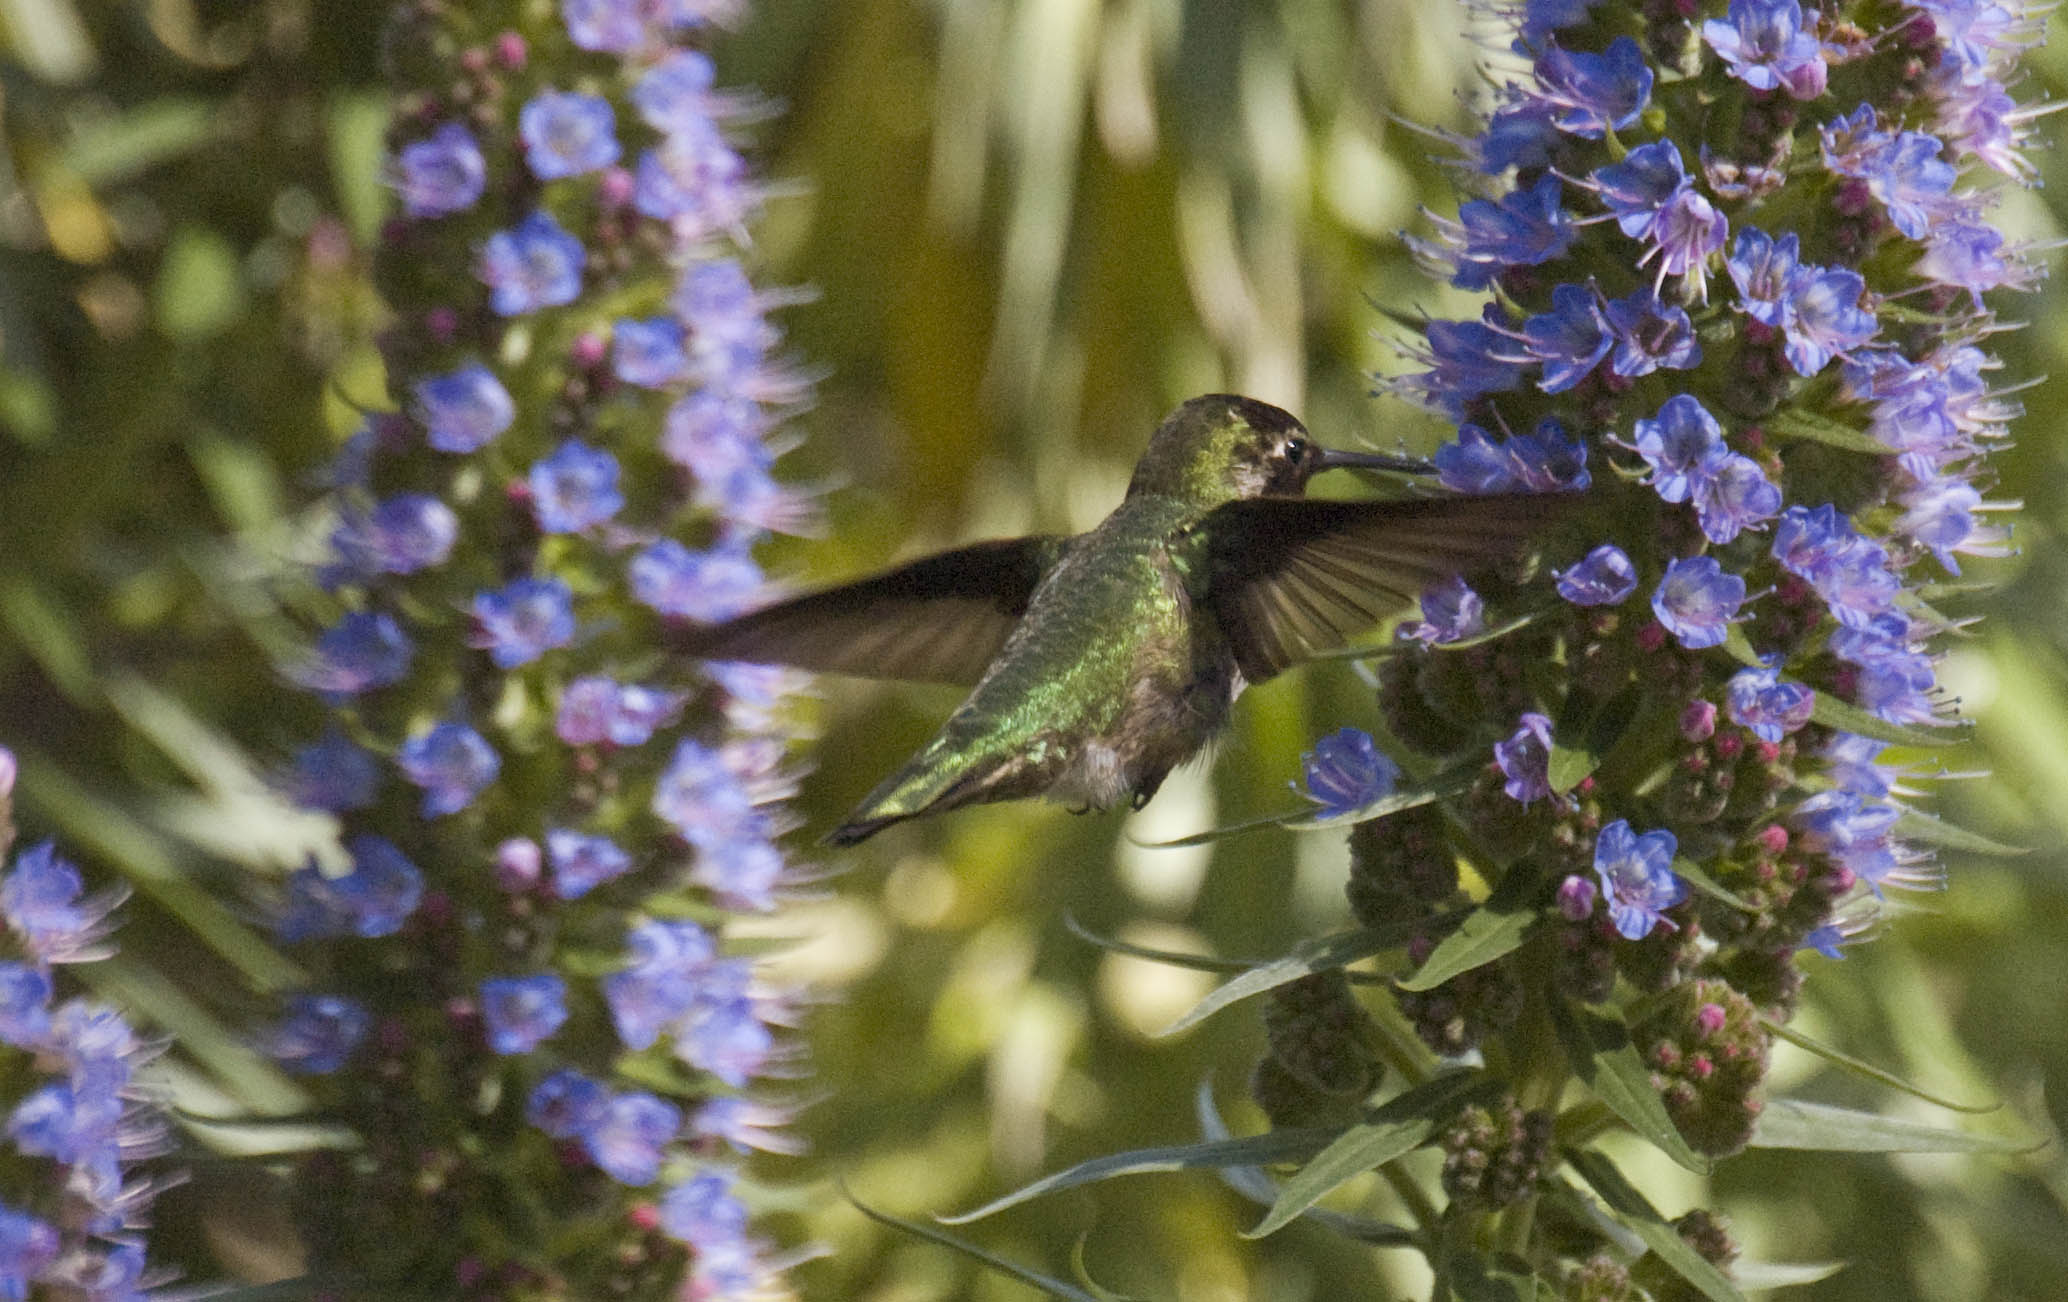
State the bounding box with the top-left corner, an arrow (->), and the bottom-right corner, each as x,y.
1766,408 -> 1891,456
1069,1238 -> 1146,1302
62,97 -> 213,185
82,956 -> 308,1116
1194,1084 -> 1418,1248
1551,1000 -> 1710,1174
1749,1098 -> 2032,1153
1395,883 -> 1536,993
1893,810 -> 2027,857
1671,858 -> 1755,912
840,1183 -> 1118,1302
1246,1071 -> 1494,1238
1156,924 -> 1421,1038
1061,915 -> 1254,974
1548,686 -> 1642,795
1809,694 -> 1968,749
1565,1152 -> 1743,1302
938,1129 -> 1337,1224
1761,1017 -> 1997,1113
154,225 -> 246,339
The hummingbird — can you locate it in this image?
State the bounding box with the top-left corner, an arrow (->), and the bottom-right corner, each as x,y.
673,395 -> 1567,845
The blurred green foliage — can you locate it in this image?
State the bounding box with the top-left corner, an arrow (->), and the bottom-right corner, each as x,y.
1,0 -> 2066,1297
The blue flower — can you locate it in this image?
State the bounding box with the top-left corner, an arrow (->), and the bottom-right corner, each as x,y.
1297,728 -> 1399,816
529,439 -> 625,534
1693,453 -> 1782,544
398,722 -> 500,817
1591,819 -> 1687,940
1400,314 -> 1529,414
613,316 -> 690,388
1651,556 -> 1746,650
691,836 -> 785,912
1476,99 -> 1559,173
633,125 -> 755,241
391,122 -> 487,218
1493,713 -> 1555,804
1771,505 -> 1899,628
266,994 -> 371,1074
519,90 -> 621,180
334,493 -> 459,575
607,684 -> 686,746
1725,226 -> 1803,329
652,740 -> 763,847
674,976 -> 772,1087
0,962 -> 51,1048
1521,282 -> 1613,392
1726,660 -> 1816,742
0,1203 -> 59,1294
1592,142 -> 1689,242
413,362 -> 515,453
527,1068 -> 608,1139
285,729 -> 380,813
630,540 -> 762,621
605,918 -> 716,1050
277,836 -> 423,940
2,841 -> 123,965
1446,175 -> 1576,289
1820,114 -> 1958,240
546,828 -> 633,899
479,974 -> 569,1054
1534,37 -> 1653,138
1702,0 -> 1827,99
1433,420 -> 1588,494
1604,289 -> 1700,377
1403,576 -> 1485,645
660,1170 -> 749,1249
1632,394 -> 1725,504
633,50 -> 719,133
479,210 -> 586,316
1555,544 -> 1638,607
470,577 -> 577,668
585,1091 -> 682,1185
301,611 -> 413,697
561,0 -> 646,53
1434,425 -> 1520,494
674,261 -> 773,383
1782,264 -> 1876,376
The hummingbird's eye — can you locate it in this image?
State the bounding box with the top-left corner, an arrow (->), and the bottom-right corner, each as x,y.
1284,436 -> 1308,462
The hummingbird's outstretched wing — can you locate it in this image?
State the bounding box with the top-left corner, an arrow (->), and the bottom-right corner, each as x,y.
1200,492 -> 1566,683
670,535 -> 1073,685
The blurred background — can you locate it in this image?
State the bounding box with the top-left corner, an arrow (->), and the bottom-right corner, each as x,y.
1,0 -> 2066,1297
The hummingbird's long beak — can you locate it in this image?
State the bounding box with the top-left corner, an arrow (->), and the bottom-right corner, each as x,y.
1314,446 -> 1438,476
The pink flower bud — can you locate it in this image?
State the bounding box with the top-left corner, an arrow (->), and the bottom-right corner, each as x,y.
1680,699 -> 1717,742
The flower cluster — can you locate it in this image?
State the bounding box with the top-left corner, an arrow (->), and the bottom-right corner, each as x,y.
1275,0 -> 2041,1285
0,748 -> 171,1299
267,2 -> 813,1296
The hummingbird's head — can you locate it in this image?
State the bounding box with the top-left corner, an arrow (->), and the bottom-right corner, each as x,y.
1128,394 -> 1402,504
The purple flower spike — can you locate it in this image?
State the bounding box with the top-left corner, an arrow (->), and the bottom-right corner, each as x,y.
470,577 -> 577,668
1726,660 -> 1816,742
520,90 -> 621,180
479,210 -> 586,316
1702,0 -> 1828,99
529,440 -> 625,534
480,974 -> 570,1054
1493,713 -> 1555,804
1556,544 -> 1638,607
1633,394 -> 1726,504
391,122 -> 486,218
1535,38 -> 1654,139
413,363 -> 514,454
1651,556 -> 1747,650
398,722 -> 500,817
1298,728 -> 1400,816
1591,819 -> 1687,940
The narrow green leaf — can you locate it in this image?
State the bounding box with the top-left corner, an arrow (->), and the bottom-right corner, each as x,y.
1194,1083 -> 1418,1247
1761,1017 -> 1996,1113
1749,1097 -> 2031,1153
1550,1000 -> 1710,1174
1395,898 -> 1535,993
1069,1238 -> 1147,1302
81,956 -> 308,1116
1766,408 -> 1890,456
840,1183 -> 1114,1302
1672,859 -> 1755,912
61,97 -> 213,185
1246,1071 -> 1493,1238
1892,810 -> 2026,857
1720,627 -> 1764,669
1810,695 -> 1967,749
1061,915 -> 1253,974
1156,924 -> 1421,1038
938,1129 -> 1336,1224
1565,1153 -> 1744,1302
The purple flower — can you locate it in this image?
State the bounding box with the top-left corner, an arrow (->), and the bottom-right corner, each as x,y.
1404,576 -> 1485,645
1702,0 -> 1827,98
605,918 -> 716,1050
630,540 -> 763,621
633,124 -> 756,242
266,994 -> 371,1074
3,842 -> 123,965
652,740 -> 763,848
527,1068 -> 608,1139
547,828 -> 633,899
692,1097 -> 803,1155
392,122 -> 486,218
1632,394 -> 1725,504
1493,713 -> 1555,804
674,982 -> 773,1087
1725,660 -> 1817,742
634,51 -> 719,132
334,494 -> 459,575
1771,505 -> 1901,629
585,1091 -> 681,1186
675,260 -> 775,383
1782,265 -> 1876,376
1434,425 -> 1520,494
1820,114 -> 1959,240
1651,556 -> 1746,650
663,391 -> 770,481
1556,874 -> 1598,922
1535,37 -> 1653,138
1591,820 -> 1687,940
562,0 -> 645,51
1476,99 -> 1560,173
1725,227 -> 1802,329
285,730 -> 379,812
1521,283 -> 1613,392
660,1170 -> 749,1249
0,962 -> 53,1047
0,1204 -> 59,1291
413,362 -> 514,454
1604,289 -> 1701,377
479,210 -> 586,316
1833,616 -> 1941,726
301,612 -> 413,697
529,440 -> 625,533
613,316 -> 690,388
520,90 -> 620,180
1298,728 -> 1400,816
1445,175 -> 1576,289
470,577 -> 577,668
1505,418 -> 1591,491
277,836 -> 422,941
1692,453 -> 1782,544
1400,314 -> 1529,414
398,722 -> 500,817
1556,544 -> 1638,607
1919,217 -> 2027,296
691,836 -> 785,912
1592,142 -> 1689,243
479,975 -> 569,1054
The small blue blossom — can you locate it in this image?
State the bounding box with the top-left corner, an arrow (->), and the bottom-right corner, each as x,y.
663,391 -> 770,481
391,122 -> 487,218
1919,217 -> 2025,297
1591,819 -> 1688,940
652,740 -> 763,848
0,1203 -> 59,1295
285,729 -> 380,812
1297,728 -> 1399,816
1493,713 -> 1555,804
1632,394 -> 1725,504
692,1096 -> 804,1156
1521,282 -> 1613,392
607,684 -> 686,746
520,90 -> 621,180
529,439 -> 625,534
470,577 -> 577,668
479,210 -> 586,316
1504,418 -> 1591,491
585,1091 -> 682,1185
527,1068 -> 609,1139
1592,142 -> 1689,243
413,362 -> 515,454
266,994 -> 371,1074
630,540 -> 763,621
1556,544 -> 1638,606
660,1170 -> 749,1249
480,974 -> 569,1054
674,978 -> 773,1087
1535,37 -> 1653,138
1693,453 -> 1783,544
1445,176 -> 1577,289
1476,99 -> 1560,173
1604,289 -> 1701,377
1832,615 -> 1941,726
2,842 -> 122,965
547,828 -> 634,899
1725,227 -> 1803,329
398,722 -> 500,817
604,918 -> 716,1050
1702,0 -> 1828,99
674,260 -> 775,381
614,316 -> 691,388
1404,576 -> 1486,645
634,124 -> 755,241
562,0 -> 646,51
1726,660 -> 1816,742
634,50 -> 719,133
277,836 -> 423,940
0,962 -> 52,1048
301,611 -> 413,697
1401,314 -> 1529,415
1434,425 -> 1520,494
1782,264 -> 1877,376
691,836 -> 785,912
1820,110 -> 1959,240
1651,556 -> 1747,650
334,493 -> 459,575
556,676 -> 621,746
1771,504 -> 1900,628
